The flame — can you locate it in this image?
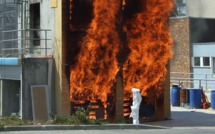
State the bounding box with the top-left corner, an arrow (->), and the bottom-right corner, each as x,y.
70,0 -> 174,118
123,0 -> 174,97
69,0 -> 73,19
122,0 -> 126,9
123,0 -> 126,6
70,0 -> 121,102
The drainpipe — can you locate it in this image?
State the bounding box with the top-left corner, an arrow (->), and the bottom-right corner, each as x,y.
19,0 -> 24,120
20,0 -> 27,120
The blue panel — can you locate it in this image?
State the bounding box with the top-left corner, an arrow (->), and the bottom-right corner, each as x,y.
193,43 -> 215,57
0,58 -> 20,65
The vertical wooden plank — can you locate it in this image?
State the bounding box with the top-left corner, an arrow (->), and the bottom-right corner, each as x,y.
164,62 -> 171,119
155,95 -> 164,121
114,0 -> 124,122
61,0 -> 71,116
155,62 -> 171,120
115,73 -> 124,122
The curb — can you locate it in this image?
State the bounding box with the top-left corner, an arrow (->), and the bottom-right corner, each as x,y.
0,124 -> 169,131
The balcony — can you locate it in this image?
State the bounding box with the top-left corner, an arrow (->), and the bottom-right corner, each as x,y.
0,29 -> 52,58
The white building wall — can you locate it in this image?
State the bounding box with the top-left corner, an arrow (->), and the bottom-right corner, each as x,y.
187,0 -> 215,18
27,0 -> 55,57
40,0 -> 55,56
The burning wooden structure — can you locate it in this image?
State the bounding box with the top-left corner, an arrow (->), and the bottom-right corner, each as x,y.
54,0 -> 173,122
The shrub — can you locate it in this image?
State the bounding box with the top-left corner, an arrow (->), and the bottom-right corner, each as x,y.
50,106 -> 102,125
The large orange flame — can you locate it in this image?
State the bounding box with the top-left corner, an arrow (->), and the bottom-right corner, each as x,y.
123,0 -> 174,97
70,0 -> 121,102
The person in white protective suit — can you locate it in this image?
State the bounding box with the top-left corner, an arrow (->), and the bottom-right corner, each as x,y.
130,88 -> 142,124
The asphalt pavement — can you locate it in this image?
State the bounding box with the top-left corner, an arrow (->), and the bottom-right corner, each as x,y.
145,106 -> 215,128
1,106 -> 215,132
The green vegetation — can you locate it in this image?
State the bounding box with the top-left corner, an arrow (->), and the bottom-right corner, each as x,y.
0,106 -> 105,127
0,116 -> 34,128
50,107 -> 104,125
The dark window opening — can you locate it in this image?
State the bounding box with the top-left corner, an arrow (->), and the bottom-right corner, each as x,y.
30,3 -> 40,46
191,18 -> 215,43
70,0 -> 93,31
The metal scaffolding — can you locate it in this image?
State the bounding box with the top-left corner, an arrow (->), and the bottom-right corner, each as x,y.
0,0 -> 51,58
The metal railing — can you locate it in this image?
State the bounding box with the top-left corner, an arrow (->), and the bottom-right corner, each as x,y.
0,29 -> 52,58
170,72 -> 215,90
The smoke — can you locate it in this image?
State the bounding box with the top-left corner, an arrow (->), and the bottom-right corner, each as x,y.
191,19 -> 208,43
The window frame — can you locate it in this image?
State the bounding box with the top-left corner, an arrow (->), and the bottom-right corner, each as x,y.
192,56 -> 211,67
193,57 -> 201,67
212,57 -> 215,75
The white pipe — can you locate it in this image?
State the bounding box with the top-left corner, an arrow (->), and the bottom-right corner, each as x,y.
19,74 -> 22,120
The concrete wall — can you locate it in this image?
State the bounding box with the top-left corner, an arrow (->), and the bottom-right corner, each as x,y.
169,18 -> 191,85
187,0 -> 215,18
54,0 -> 62,115
23,58 -> 54,120
54,0 -> 71,116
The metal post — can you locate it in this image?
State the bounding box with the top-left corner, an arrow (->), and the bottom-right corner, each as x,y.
2,0 -> 5,57
206,74 -> 208,90
45,30 -> 47,57
19,74 -> 22,119
12,31 -> 14,57
199,80 -> 201,88
2,32 -> 4,57
21,0 -> 23,56
0,80 -> 3,116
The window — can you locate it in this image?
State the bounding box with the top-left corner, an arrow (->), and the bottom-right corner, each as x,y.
193,57 -> 211,67
213,58 -> 215,74
203,57 -> 210,67
194,57 -> 200,66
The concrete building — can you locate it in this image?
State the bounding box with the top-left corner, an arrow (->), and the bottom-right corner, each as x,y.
170,0 -> 215,90
0,0 -> 55,120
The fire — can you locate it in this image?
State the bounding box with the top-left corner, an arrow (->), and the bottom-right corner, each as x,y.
70,0 -> 174,118
123,0 -> 174,98
70,0 -> 121,102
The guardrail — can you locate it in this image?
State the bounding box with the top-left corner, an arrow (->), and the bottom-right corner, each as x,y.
170,72 -> 215,90
0,29 -> 52,58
